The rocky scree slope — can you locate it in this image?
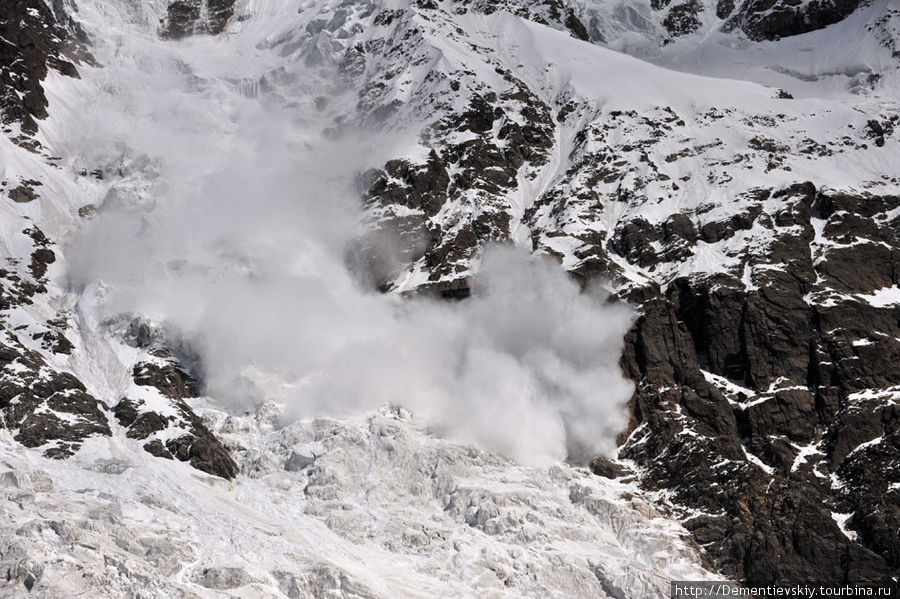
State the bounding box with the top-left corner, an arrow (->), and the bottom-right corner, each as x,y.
0,0 -> 898,591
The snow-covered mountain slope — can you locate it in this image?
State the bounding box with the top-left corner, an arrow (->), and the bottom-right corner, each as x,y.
1,406 -> 712,598
0,0 -> 898,594
0,1 -> 713,596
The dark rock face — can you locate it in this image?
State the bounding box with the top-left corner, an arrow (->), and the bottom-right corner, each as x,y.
115,357 -> 237,480
722,0 -> 864,41
613,184 -> 900,581
0,337 -> 110,458
161,0 -> 236,39
621,293 -> 893,581
132,361 -> 201,400
652,0 -> 865,41
589,456 -> 630,479
360,61 -> 555,289
0,0 -> 80,138
663,0 -> 703,36
9,180 -> 40,203
161,0 -> 202,39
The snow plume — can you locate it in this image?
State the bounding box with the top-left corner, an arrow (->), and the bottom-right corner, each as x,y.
66,22 -> 634,467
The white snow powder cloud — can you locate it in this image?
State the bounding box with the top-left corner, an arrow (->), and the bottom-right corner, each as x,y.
66,32 -> 634,466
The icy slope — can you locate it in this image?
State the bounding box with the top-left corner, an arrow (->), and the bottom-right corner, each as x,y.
1,405 -> 713,598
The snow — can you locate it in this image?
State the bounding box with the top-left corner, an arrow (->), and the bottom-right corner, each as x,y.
740,441 -> 775,476
0,406 -> 714,598
700,369 -> 756,405
846,435 -> 884,458
790,442 -> 822,474
464,11 -> 774,113
831,512 -> 859,542
847,385 -> 900,406
855,285 -> 900,307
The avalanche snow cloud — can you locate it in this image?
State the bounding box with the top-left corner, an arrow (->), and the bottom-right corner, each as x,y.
66,18 -> 634,466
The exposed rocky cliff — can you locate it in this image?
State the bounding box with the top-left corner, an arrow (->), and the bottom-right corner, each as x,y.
0,0 -> 80,144
160,0 -> 236,38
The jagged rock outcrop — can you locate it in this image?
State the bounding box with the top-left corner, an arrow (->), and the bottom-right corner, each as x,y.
113,358 -> 238,480
0,336 -> 110,458
361,82 -> 556,289
450,0 -> 591,40
0,0 -> 81,141
160,0 -> 236,39
108,319 -> 237,479
612,184 -> 900,580
651,0 -> 867,41
721,0 -> 864,41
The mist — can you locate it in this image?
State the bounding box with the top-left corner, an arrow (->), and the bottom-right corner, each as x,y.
66,20 -> 635,466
